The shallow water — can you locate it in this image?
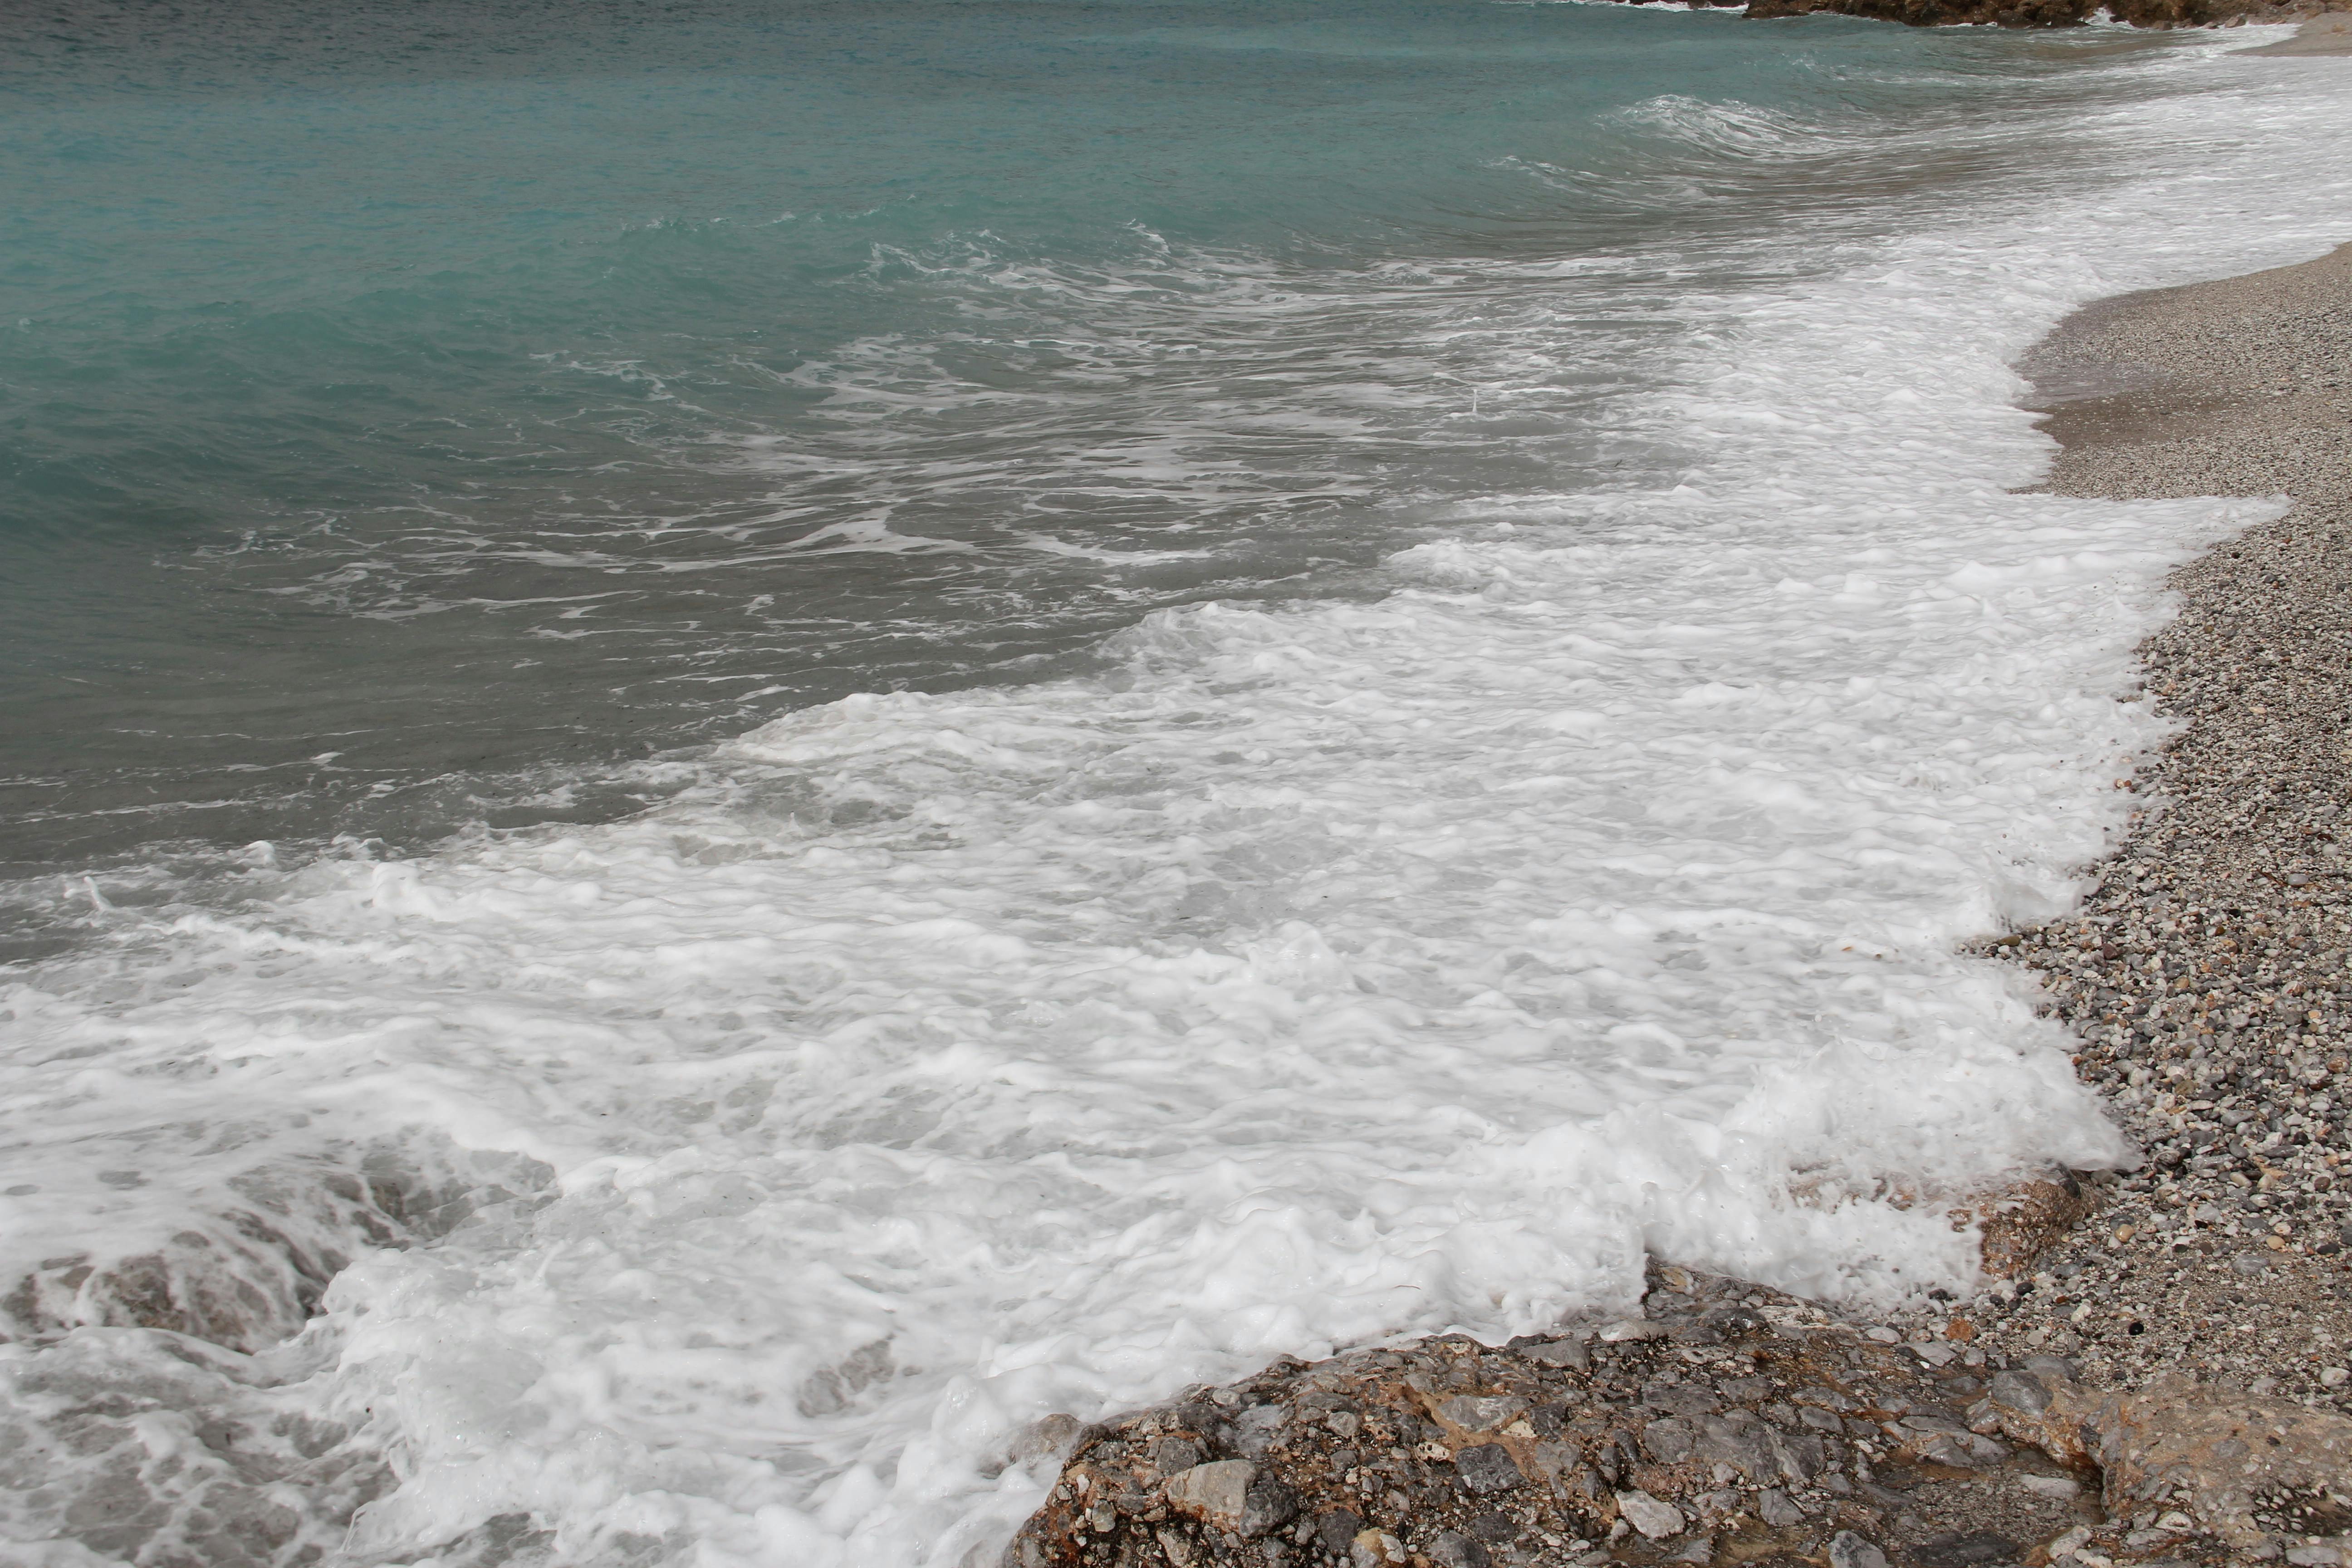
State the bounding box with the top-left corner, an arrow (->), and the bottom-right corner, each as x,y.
4,4 -> 2352,1565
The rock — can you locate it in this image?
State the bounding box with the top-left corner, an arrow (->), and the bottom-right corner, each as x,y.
1828,1529 -> 1891,1568
1720,0 -> 2282,34
1233,1403 -> 1288,1456
1598,1318 -> 1666,1343
1515,1336 -> 1590,1372
1463,1512 -> 1516,1544
1980,1369 -> 2352,1548
1901,1415 -> 2007,1470
1641,1418 -> 1695,1464
1423,1529 -> 1490,1568
1915,1530 -> 2019,1567
1955,1171 -> 2095,1279
1768,1427 -> 1827,1483
1989,1370 -> 2051,1415
1436,1396 -> 1529,1434
1615,1489 -> 1684,1539
1700,1410 -> 1772,1474
1164,1460 -> 1297,1539
1009,1413 -> 1085,1465
1317,1510 -> 1365,1553
1006,1259 -> 2337,1568
1149,1435 -> 1205,1475
1641,1382 -> 1717,1417
1453,1443 -> 1524,1495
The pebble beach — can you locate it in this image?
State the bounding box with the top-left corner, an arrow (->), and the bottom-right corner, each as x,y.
1972,238 -> 2352,1433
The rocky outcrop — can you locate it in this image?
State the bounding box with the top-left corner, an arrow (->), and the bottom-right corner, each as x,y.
1004,1265 -> 2352,1568
1627,0 -> 2348,30
1005,1271 -> 2057,1568
1978,1366 -> 2352,1552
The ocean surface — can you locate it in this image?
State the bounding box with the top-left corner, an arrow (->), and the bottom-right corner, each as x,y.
4,2 -> 2352,1563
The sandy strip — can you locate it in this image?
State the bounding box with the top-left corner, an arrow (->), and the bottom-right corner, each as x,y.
1965,245 -> 2352,1410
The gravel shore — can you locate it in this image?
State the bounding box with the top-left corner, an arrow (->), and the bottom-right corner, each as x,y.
1968,241 -> 2352,1411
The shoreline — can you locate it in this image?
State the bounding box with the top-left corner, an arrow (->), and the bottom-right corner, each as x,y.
2242,10 -> 2352,50
999,245 -> 2352,1568
1971,245 -> 2352,1400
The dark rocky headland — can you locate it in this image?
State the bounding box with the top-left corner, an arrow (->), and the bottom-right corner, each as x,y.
997,248 -> 2352,1568
1606,0 -> 2346,33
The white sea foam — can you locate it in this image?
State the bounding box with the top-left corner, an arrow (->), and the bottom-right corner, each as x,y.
4,33 -> 2352,1568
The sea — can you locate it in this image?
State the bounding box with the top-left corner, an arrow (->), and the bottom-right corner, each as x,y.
3,1 -> 2350,1563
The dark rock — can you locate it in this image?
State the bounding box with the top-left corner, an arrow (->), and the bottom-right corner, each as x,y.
1232,1404 -> 1288,1457
1641,1382 -> 1718,1417
1166,1401 -> 1228,1441
1452,1444 -> 1524,1495
1514,1337 -> 1590,1372
1422,1529 -> 1489,1568
1768,1426 -> 1828,1483
1705,1305 -> 1772,1336
1696,1411 -> 1773,1480
1464,1511 -> 1518,1543
1164,1460 -> 1296,1539
1150,1436 -> 1205,1476
1828,1529 -> 1891,1568
1915,1530 -> 2019,1568
1642,1418 -> 1695,1464
1317,1509 -> 1364,1553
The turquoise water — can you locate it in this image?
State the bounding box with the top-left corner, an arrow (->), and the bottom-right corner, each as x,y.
1,0 -> 2155,933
